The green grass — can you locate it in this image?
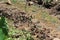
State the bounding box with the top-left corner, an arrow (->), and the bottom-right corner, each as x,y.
5,18 -> 34,40
41,11 -> 58,23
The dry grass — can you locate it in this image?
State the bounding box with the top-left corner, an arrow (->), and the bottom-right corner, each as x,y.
8,0 -> 60,30
1,0 -> 60,40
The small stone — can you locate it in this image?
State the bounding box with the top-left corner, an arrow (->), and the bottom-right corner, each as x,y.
31,19 -> 38,23
53,38 -> 60,40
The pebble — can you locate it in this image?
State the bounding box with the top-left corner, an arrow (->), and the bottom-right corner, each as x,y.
53,38 -> 60,40
31,19 -> 38,23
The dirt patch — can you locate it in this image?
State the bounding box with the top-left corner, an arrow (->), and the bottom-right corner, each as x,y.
0,3 -> 60,40
0,3 -> 33,30
49,3 -> 60,19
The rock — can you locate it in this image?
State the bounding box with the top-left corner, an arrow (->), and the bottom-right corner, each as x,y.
53,38 -> 60,40
31,19 -> 38,23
